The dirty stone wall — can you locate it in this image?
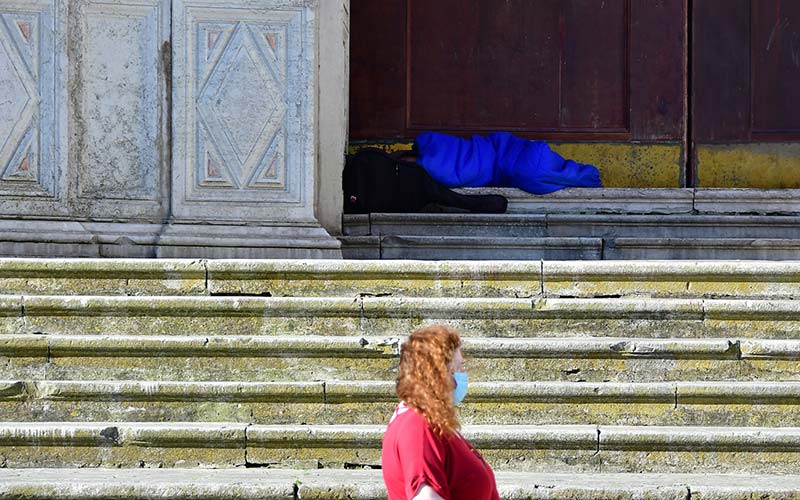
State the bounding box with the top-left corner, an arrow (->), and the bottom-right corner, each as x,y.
0,0 -> 347,258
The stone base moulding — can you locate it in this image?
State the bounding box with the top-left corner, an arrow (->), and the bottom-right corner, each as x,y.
156,223 -> 341,259
0,219 -> 97,258
0,220 -> 341,259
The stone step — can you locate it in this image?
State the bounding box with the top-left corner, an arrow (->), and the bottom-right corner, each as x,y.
550,215 -> 800,239
456,188 -> 696,215
0,258 -> 545,298
606,238 -> 800,260
345,213 -> 800,239
5,469 -> 800,500
3,295 -> 800,338
2,422 -> 800,472
343,214 -> 550,238
454,188 -> 800,216
0,259 -> 208,296
341,193 -> 800,260
342,235 -> 800,260
542,260 -> 800,299
7,259 -> 800,299
4,380 -> 800,427
2,334 -> 798,383
344,235 -> 605,260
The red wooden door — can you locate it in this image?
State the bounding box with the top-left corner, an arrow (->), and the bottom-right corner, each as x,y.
350,0 -> 686,142
692,0 -> 800,187
351,1 -> 800,188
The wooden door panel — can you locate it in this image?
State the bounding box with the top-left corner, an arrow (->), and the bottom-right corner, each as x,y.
408,0 -> 629,132
692,0 -> 800,188
561,0 -> 627,130
348,0 -> 406,138
351,0 -> 686,144
629,0 -> 687,141
693,0 -> 800,142
691,0 -> 750,142
752,0 -> 800,135
408,0 -> 561,130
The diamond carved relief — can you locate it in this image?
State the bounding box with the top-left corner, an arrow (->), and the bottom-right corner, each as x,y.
195,22 -> 287,191
1,131 -> 35,182
175,2 -> 313,219
0,42 -> 31,143
1,2 -> 78,213
207,30 -> 222,54
200,126 -> 234,187
0,12 -> 41,189
16,21 -> 30,43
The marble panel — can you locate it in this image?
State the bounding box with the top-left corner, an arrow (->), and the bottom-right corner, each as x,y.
70,0 -> 168,219
172,0 -> 317,222
0,0 -> 66,216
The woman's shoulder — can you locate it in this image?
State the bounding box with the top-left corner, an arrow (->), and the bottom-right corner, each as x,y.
388,402 -> 431,432
388,403 -> 456,446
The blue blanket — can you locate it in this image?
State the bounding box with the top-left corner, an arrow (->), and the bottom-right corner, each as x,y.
415,132 -> 602,194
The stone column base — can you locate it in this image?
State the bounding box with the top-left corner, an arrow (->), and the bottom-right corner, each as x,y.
156,223 -> 342,259
0,219 -> 342,259
0,220 -> 163,258
0,220 -> 98,258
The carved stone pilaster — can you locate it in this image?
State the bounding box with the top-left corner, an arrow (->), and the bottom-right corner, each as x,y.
0,0 -> 344,258
162,0 -> 340,257
0,0 -> 68,217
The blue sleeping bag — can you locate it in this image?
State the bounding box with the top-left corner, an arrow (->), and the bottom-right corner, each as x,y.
415,132 -> 602,194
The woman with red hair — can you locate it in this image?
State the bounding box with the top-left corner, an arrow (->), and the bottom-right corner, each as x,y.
381,325 -> 500,500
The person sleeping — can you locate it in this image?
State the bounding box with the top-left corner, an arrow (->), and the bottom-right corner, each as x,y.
410,131 -> 602,195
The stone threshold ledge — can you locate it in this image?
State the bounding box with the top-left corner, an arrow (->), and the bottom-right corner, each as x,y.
348,213 -> 800,237
0,258 -> 208,296
455,188 -> 695,214
346,235 -> 800,261
454,187 -> 800,215
5,379 -> 800,405
5,469 -> 800,500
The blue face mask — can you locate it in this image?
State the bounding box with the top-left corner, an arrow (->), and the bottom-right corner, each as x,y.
452,372 -> 468,406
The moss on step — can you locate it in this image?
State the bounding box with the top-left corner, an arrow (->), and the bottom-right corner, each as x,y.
0,259 -> 206,296
207,260 -> 542,299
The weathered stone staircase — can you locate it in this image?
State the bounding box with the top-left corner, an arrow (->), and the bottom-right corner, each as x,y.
2,258 -> 800,498
342,188 -> 800,260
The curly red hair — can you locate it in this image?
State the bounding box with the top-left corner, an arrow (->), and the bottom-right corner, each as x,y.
396,324 -> 461,438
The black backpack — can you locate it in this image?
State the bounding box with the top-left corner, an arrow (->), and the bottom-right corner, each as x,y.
342,148 -> 507,214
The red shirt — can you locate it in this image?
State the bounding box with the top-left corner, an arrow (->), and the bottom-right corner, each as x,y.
381,403 -> 500,500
